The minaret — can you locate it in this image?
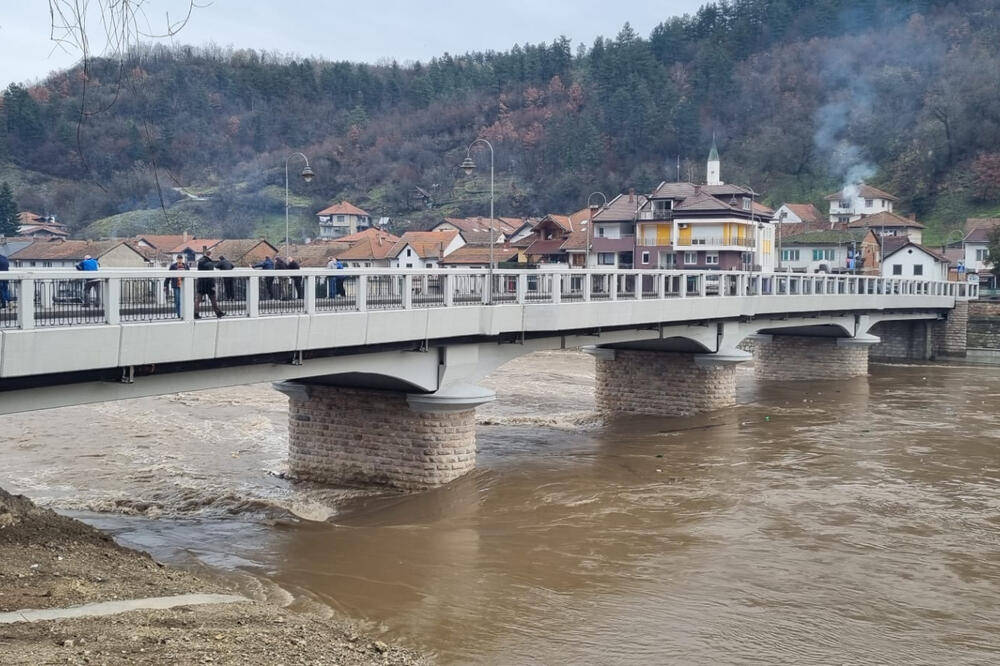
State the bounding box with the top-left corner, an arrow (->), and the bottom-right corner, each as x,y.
707,133 -> 721,185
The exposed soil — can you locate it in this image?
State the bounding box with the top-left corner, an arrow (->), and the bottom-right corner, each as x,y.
0,488 -> 427,665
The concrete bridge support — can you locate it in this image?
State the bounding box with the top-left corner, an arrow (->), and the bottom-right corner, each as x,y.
588,348 -> 743,417
752,334 -> 874,381
276,381 -> 494,490
869,302 -> 968,360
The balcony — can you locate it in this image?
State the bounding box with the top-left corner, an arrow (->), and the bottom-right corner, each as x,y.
638,209 -> 673,221
674,237 -> 755,250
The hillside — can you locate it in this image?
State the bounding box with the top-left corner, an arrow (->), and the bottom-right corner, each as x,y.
2,0 -> 1000,244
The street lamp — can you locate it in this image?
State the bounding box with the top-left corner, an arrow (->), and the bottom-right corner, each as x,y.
285,152 -> 314,256
586,192 -> 607,268
459,138 -> 494,298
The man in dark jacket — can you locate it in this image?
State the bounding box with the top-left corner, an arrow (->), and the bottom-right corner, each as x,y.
195,249 -> 225,318
273,255 -> 288,300
0,253 -> 10,309
215,255 -> 236,300
253,256 -> 275,300
287,257 -> 303,299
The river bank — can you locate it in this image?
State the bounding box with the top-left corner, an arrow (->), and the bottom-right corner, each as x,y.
0,487 -> 426,665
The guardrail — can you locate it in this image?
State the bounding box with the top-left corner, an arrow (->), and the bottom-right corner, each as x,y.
0,268 -> 976,330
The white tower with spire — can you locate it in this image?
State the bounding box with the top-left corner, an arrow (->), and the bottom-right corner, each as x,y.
707,133 -> 722,186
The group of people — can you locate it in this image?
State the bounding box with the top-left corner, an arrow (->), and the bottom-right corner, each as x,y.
164,249 -> 233,318
0,253 -> 9,309
252,255 -> 305,300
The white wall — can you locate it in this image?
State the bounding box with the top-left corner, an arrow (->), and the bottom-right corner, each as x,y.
965,242 -> 990,272
882,246 -> 947,280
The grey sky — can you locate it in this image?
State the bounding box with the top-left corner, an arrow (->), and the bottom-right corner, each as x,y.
0,1 -> 706,87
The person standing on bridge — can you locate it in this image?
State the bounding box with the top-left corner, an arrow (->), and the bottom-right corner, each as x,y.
215,254 -> 236,301
253,256 -> 275,300
287,256 -> 303,299
195,249 -> 225,319
75,254 -> 100,307
0,252 -> 10,309
164,254 -> 188,318
273,255 -> 289,300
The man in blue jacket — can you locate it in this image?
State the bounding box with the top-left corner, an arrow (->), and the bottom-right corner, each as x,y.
253,256 -> 275,300
75,254 -> 100,306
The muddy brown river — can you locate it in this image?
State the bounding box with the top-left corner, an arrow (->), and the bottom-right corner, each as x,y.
2,351 -> 999,664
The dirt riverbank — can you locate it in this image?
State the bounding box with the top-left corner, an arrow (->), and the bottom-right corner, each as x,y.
0,488 -> 427,665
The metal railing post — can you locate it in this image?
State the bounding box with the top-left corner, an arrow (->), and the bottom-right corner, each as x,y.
657,272 -> 666,299
442,273 -> 454,306
551,272 -> 562,304
679,273 -> 687,298
181,275 -> 195,321
609,273 -> 618,301
403,274 -> 414,309
356,275 -> 368,312
582,271 -> 592,302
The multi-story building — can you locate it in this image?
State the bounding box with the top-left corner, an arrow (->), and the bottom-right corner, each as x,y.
824,184 -> 897,224
847,210 -> 925,244
316,201 -> 372,239
633,140 -> 775,271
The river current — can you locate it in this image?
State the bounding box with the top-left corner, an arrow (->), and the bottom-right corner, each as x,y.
2,351 -> 999,664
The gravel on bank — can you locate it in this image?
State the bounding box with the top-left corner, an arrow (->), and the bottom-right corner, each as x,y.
0,487 -> 428,665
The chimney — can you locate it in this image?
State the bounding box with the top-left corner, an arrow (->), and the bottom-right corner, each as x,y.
628,188 -> 635,202
908,213 -> 916,221
183,231 -> 188,242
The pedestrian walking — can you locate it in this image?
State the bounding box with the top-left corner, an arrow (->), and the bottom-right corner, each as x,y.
195,249 -> 225,318
164,254 -> 188,318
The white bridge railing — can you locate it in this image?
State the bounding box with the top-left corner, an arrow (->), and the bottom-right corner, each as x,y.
0,268 -> 976,331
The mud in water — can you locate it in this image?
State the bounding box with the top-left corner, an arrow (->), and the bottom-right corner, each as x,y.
2,351 -> 1000,664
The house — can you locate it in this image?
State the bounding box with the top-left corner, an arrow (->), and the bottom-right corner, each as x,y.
962,218 -> 999,287
0,236 -> 37,258
333,228 -> 402,268
16,211 -> 70,238
9,238 -> 148,268
438,246 -> 520,269
388,231 -> 464,269
507,218 -> 540,244
778,229 -> 878,274
316,201 -> 372,239
523,209 -> 592,267
847,210 -> 925,244
208,239 -> 280,267
772,203 -> 826,228
824,184 -> 898,224
431,217 -> 521,245
633,142 -> 775,272
880,237 -> 949,280
590,193 -> 641,269
132,233 -> 199,266
281,240 -> 352,268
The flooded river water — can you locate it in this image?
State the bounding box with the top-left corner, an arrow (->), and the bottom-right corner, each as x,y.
2,351 -> 999,664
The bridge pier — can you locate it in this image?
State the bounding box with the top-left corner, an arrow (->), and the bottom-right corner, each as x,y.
751,334 -> 876,381
275,381 -> 494,490
587,348 -> 746,417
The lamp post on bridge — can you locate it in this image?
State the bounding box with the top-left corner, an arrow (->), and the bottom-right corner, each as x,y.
284,152 -> 315,257
586,191 -> 607,268
459,138 -> 495,301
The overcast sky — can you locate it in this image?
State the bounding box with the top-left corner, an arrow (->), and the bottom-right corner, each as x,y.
0,1 -> 706,87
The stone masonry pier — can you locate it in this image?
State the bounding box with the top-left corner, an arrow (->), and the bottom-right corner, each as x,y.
278,384 -> 484,490
591,349 -> 738,417
752,334 -> 872,381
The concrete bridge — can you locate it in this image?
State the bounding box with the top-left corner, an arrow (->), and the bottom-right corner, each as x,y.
0,268 -> 976,489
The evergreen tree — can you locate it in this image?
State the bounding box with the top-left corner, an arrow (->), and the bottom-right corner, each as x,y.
0,182 -> 19,236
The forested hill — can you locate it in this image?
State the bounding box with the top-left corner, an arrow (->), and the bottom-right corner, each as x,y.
2,0 -> 1000,242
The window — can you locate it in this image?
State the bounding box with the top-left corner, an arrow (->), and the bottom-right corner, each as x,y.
812,249 -> 835,261
597,226 -> 605,237
598,253 -> 616,265
659,254 -> 676,269
406,248 -> 412,257
641,251 -> 650,264
705,253 -> 719,265
839,200 -> 850,209
976,248 -> 988,261
781,249 -> 800,261
364,262 -> 372,267
892,264 -> 902,275
684,251 -> 698,265
426,262 -> 433,268
742,197 -> 751,210
406,263 -> 413,268
865,198 -> 873,208
913,265 -> 923,276
337,215 -> 345,222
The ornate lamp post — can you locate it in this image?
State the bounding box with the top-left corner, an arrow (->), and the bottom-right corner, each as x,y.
586,192 -> 607,268
460,138 -> 494,299
284,152 -> 314,256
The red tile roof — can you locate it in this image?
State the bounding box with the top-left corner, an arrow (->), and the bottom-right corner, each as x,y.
780,203 -> 824,224
824,184 -> 899,201
439,246 -> 519,264
389,231 -> 460,259
335,228 -> 400,244
847,211 -> 925,229
317,201 -> 369,216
